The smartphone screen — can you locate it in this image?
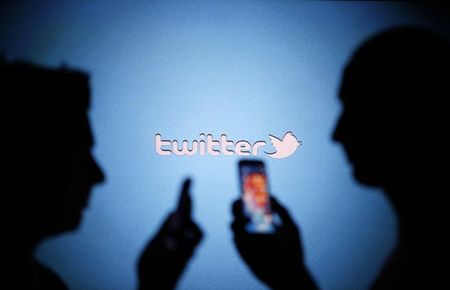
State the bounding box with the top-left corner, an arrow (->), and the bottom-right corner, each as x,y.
239,159 -> 275,233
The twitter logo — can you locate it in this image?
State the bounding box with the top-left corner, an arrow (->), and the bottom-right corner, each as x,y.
155,131 -> 301,158
265,131 -> 301,159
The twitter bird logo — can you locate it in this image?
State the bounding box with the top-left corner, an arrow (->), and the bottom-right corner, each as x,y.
265,131 -> 301,159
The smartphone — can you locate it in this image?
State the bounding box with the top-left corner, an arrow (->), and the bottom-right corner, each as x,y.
238,159 -> 275,233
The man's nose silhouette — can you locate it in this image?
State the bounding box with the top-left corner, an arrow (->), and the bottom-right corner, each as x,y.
90,155 -> 105,184
332,114 -> 345,143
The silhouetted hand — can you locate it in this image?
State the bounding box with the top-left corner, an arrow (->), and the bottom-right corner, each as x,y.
231,197 -> 317,290
138,179 -> 203,290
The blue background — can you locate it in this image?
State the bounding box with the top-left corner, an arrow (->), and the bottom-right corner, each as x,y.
1,1 -> 444,289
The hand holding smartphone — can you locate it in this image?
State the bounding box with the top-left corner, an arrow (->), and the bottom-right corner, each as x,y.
233,162 -> 318,289
138,179 -> 203,290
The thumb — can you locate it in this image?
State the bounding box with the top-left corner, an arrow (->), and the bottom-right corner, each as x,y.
270,196 -> 296,228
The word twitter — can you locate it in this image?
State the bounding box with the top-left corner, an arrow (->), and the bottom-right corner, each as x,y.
155,132 -> 301,159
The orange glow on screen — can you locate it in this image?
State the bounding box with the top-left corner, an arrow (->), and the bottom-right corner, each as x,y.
243,172 -> 269,209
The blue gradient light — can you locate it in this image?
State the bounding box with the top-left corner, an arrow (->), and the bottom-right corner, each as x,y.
1,1 -> 441,289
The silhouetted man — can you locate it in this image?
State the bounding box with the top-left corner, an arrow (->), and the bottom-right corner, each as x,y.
1,60 -> 202,290
232,26 -> 449,289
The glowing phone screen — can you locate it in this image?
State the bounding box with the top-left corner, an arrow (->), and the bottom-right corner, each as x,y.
240,161 -> 275,233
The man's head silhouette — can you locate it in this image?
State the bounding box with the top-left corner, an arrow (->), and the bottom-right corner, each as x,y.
1,59 -> 202,290
333,27 -> 449,190
333,27 -> 449,289
2,60 -> 105,245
